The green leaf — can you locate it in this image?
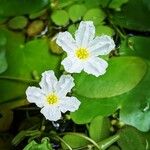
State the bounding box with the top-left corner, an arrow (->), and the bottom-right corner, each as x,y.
71,94 -> 120,124
51,10 -> 69,26
74,56 -> 147,99
143,0 -> 150,10
0,49 -> 7,74
54,0 -> 75,9
97,134 -> 120,150
12,130 -> 41,146
23,138 -> 52,150
120,36 -> 150,60
8,16 -> 28,30
117,126 -> 146,150
108,145 -> 120,150
111,0 -> 150,31
29,9 -> 47,19
0,31 -> 7,74
120,61 -> 150,132
62,134 -> 89,149
0,28 -> 61,103
0,0 -> 49,17
68,4 -> 87,22
109,0 -> 128,9
89,116 -> 110,142
83,8 -> 106,25
68,24 -> 77,35
97,0 -> 128,9
96,25 -> 115,36
84,0 -> 102,9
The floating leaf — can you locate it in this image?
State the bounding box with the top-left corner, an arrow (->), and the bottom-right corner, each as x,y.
120,61 -> 150,132
0,28 -> 61,103
84,0 -> 102,8
68,24 -> 77,35
51,10 -> 69,26
117,127 -> 146,150
108,145 -> 120,150
8,16 -> 28,30
109,0 -> 128,9
0,49 -> 7,74
68,4 -> 87,22
62,134 -> 89,149
96,25 -> 115,36
120,36 -> 150,60
71,94 -> 120,124
23,138 -> 52,150
0,0 -> 49,17
83,8 -> 106,25
143,0 -> 150,10
111,0 -> 150,31
74,56 -> 147,99
89,116 -> 110,142
29,9 -> 47,19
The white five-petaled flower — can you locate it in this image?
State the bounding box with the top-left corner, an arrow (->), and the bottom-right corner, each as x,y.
56,21 -> 115,77
26,70 -> 81,121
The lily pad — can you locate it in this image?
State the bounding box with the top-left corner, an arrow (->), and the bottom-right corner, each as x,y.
89,116 -> 110,142
117,127 -> 147,150
74,56 -> 147,99
0,28 -> 61,103
62,134 -> 89,149
51,10 -> 69,26
8,16 -> 28,30
0,0 -> 49,17
111,0 -> 150,31
24,138 -> 52,150
71,94 -> 120,124
0,49 -> 7,74
120,36 -> 150,60
109,0 -> 128,9
120,61 -> 150,132
83,8 -> 106,25
96,25 -> 115,36
68,4 -> 87,22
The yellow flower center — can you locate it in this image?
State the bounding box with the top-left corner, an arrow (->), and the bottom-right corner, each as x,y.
75,48 -> 89,60
46,93 -> 59,105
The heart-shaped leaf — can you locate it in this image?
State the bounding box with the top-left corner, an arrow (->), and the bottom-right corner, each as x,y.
74,56 -> 147,99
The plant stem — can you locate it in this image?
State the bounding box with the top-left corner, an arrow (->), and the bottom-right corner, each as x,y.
60,132 -> 101,150
55,135 -> 73,150
98,134 -> 120,150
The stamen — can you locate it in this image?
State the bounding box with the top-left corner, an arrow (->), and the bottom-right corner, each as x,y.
76,48 -> 89,59
46,93 -> 58,104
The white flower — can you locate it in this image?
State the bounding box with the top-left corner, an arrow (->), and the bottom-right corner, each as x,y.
56,21 -> 115,77
26,70 -> 81,121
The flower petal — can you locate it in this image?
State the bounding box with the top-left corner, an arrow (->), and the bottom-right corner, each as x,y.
84,57 -> 108,77
39,70 -> 58,94
40,106 -> 61,121
75,21 -> 95,48
26,86 -> 45,107
88,35 -> 115,56
61,57 -> 83,73
56,31 -> 77,54
60,96 -> 81,113
56,75 -> 75,97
